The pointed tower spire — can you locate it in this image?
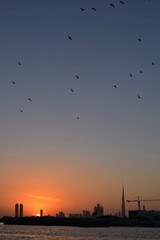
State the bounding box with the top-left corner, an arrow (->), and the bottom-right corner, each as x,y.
121,184 -> 126,218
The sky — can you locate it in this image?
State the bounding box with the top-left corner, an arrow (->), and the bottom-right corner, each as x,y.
0,0 -> 160,217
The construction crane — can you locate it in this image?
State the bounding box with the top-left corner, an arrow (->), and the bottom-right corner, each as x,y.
126,196 -> 160,211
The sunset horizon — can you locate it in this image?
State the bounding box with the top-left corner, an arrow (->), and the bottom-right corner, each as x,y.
1,0 -> 160,225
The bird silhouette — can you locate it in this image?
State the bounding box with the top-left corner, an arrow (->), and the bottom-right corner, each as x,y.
91,7 -> 96,11
75,75 -> 79,79
68,35 -> 72,41
110,3 -> 115,8
19,109 -> 24,112
12,81 -> 16,85
77,116 -> 80,120
129,73 -> 133,77
28,98 -> 32,102
138,38 -> 142,42
151,61 -> 155,66
18,61 -> 21,65
114,85 -> 117,88
120,0 -> 125,4
80,8 -> 85,11
139,70 -> 143,74
137,95 -> 141,99
70,88 -> 74,92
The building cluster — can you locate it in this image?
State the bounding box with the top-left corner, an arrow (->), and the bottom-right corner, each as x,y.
14,186 -> 126,218
67,203 -> 104,218
129,210 -> 160,219
56,211 -> 65,218
93,203 -> 104,216
14,186 -> 127,218
12,186 -> 160,220
15,203 -> 23,217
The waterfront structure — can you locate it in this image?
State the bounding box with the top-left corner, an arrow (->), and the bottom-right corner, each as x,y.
93,203 -> 104,217
121,185 -> 126,218
15,203 -> 18,217
129,210 -> 160,219
20,204 -> 23,217
69,213 -> 83,218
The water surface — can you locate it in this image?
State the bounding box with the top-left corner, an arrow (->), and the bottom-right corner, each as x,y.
0,224 -> 160,240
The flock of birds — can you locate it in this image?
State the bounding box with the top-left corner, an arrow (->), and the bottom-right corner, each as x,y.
67,2 -> 155,103
11,0 -> 155,117
79,1 -> 126,11
12,61 -> 80,116
11,61 -> 32,113
78,0 -> 151,11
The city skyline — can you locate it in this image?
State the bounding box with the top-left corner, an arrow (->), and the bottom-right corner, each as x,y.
1,185 -> 160,218
1,0 -> 160,218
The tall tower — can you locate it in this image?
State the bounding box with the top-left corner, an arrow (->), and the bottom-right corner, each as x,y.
20,204 -> 23,217
40,209 -> 43,217
15,203 -> 19,217
121,185 -> 126,218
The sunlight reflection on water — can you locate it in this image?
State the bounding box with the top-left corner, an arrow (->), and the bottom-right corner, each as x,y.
0,225 -> 160,240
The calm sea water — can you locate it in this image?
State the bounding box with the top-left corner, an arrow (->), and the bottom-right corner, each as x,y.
0,223 -> 160,240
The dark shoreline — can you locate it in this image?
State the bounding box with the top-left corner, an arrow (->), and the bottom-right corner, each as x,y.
2,216 -> 160,227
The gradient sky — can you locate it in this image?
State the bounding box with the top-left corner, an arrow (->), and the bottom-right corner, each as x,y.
1,0 -> 160,217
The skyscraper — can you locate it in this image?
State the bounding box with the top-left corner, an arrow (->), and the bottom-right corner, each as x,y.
15,203 -> 18,217
20,204 -> 23,217
121,185 -> 126,218
93,203 -> 104,217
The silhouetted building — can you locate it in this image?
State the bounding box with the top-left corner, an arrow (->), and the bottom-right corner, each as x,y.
93,203 -> 104,217
121,185 -> 126,218
129,210 -> 160,219
15,203 -> 18,217
20,204 -> 23,217
40,209 -> 43,217
56,211 -> 65,218
82,210 -> 91,218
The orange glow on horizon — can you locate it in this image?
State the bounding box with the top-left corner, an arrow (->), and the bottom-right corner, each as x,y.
1,154 -> 160,218
30,195 -> 62,202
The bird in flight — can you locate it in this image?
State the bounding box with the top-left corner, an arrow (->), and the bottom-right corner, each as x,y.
75,75 -> 79,79
68,35 -> 72,41
77,116 -> 80,120
28,98 -> 32,102
139,70 -> 143,74
91,7 -> 96,11
110,3 -> 115,8
12,81 -> 16,85
120,0 -> 125,4
114,85 -> 117,88
70,88 -> 74,92
151,61 -> 155,66
137,95 -> 141,99
19,109 -> 24,112
129,73 -> 133,77
138,38 -> 142,42
18,61 -> 21,66
80,8 -> 85,11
